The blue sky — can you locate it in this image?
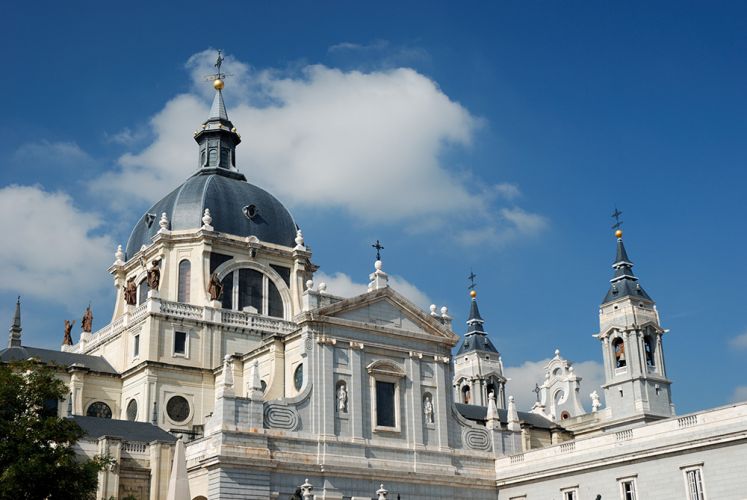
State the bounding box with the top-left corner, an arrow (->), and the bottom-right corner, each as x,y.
2,1 -> 746,413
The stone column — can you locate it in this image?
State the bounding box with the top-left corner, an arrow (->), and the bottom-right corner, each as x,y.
406,353 -> 424,448
350,343 -> 364,441
434,356 -> 450,450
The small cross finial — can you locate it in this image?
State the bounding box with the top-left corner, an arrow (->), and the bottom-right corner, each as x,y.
467,270 -> 477,290
533,383 -> 541,402
611,206 -> 624,231
372,240 -> 384,261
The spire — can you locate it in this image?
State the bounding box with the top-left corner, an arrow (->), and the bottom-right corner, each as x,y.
209,88 -> 229,121
455,290 -> 498,354
193,50 -> 241,173
602,230 -> 651,304
8,296 -> 21,348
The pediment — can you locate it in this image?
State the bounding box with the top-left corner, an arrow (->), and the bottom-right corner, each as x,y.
311,287 -> 459,345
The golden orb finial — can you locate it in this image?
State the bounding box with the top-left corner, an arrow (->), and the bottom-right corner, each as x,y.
470,290 -> 477,298
615,229 -> 623,239
213,78 -> 224,90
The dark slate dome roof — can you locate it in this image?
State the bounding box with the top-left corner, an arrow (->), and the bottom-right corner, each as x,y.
125,168 -> 297,260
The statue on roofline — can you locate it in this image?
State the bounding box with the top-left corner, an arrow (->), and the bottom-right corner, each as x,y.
63,319 -> 75,346
123,277 -> 137,305
208,272 -> 223,301
81,304 -> 93,333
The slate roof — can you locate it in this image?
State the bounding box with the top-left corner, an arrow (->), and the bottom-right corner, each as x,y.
0,346 -> 118,374
125,170 -> 298,259
602,237 -> 653,305
455,296 -> 499,355
70,415 -> 176,443
455,403 -> 556,429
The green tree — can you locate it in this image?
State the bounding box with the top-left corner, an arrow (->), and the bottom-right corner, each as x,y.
0,361 -> 108,499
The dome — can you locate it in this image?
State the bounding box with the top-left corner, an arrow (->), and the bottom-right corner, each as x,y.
125,168 -> 297,260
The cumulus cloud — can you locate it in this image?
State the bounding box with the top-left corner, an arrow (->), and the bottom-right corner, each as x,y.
328,39 -> 431,69
728,331 -> 747,350
13,140 -> 93,167
504,356 -> 606,412
91,49 -> 545,246
0,185 -> 115,308
314,271 -> 431,310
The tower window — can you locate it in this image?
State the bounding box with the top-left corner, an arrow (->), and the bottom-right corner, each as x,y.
208,148 -> 218,166
178,260 -> 191,303
644,335 -> 656,367
613,337 -> 627,368
174,331 -> 187,356
220,268 -> 286,318
462,385 -> 471,404
220,147 -> 230,167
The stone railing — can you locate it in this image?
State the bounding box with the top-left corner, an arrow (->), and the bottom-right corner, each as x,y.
121,441 -> 148,455
496,403 -> 747,471
160,300 -> 203,319
80,298 -> 298,354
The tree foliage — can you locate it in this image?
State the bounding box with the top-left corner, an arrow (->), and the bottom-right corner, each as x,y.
0,361 -> 106,499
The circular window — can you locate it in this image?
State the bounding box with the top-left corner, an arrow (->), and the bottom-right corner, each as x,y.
126,399 -> 138,421
166,396 -> 190,423
293,364 -> 304,391
243,204 -> 258,219
86,401 -> 112,419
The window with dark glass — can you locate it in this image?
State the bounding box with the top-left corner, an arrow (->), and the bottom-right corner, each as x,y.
178,260 -> 191,303
220,147 -> 230,168
126,399 -> 138,421
221,272 -> 233,309
174,331 -> 187,355
208,148 -> 217,166
133,334 -> 140,358
376,381 -> 396,427
270,264 -> 291,287
293,364 -> 304,391
166,395 -> 190,423
138,279 -> 148,305
42,398 -> 58,418
268,280 -> 284,318
613,337 -> 627,368
644,335 -> 655,367
87,401 -> 112,419
621,480 -> 637,500
238,269 -> 263,312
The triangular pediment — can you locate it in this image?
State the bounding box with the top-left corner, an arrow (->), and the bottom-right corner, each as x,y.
310,287 -> 459,345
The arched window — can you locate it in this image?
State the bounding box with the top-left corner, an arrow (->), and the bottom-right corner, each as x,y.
87,401 -> 112,419
461,385 -> 471,404
126,399 -> 138,421
220,267 -> 286,318
613,337 -> 626,368
178,260 -> 191,303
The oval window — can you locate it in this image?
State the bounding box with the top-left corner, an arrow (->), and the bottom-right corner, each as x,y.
293,364 -> 304,391
166,395 -> 190,423
126,399 -> 138,421
86,401 -> 112,419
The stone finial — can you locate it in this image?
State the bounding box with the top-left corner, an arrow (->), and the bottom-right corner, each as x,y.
376,483 -> 389,500
368,260 -> 389,291
247,360 -> 263,401
158,212 -> 170,232
305,279 -> 314,291
429,304 -> 438,317
318,282 -> 327,294
201,208 -> 214,231
114,245 -> 125,265
486,390 -> 500,430
440,305 -> 452,329
218,355 -> 235,398
294,229 -> 305,249
507,395 -> 521,432
300,478 -> 313,499
8,296 -> 22,348
554,348 -> 561,358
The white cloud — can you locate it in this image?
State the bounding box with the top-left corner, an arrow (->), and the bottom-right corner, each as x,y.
104,127 -> 147,146
92,49 -> 545,247
0,185 -> 115,309
728,331 -> 747,349
731,386 -> 747,403
13,140 -> 92,167
314,271 -> 432,310
504,356 -> 605,412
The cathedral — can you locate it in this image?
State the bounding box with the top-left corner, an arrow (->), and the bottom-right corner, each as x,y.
2,57 -> 746,500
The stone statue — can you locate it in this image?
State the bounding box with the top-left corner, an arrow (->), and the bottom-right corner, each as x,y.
81,304 -> 93,333
146,258 -> 161,290
123,277 -> 137,305
337,383 -> 348,413
424,395 -> 434,424
63,319 -> 74,346
590,390 -> 601,412
208,272 -> 223,301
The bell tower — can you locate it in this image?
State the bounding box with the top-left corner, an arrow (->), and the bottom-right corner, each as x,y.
596,229 -> 674,426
